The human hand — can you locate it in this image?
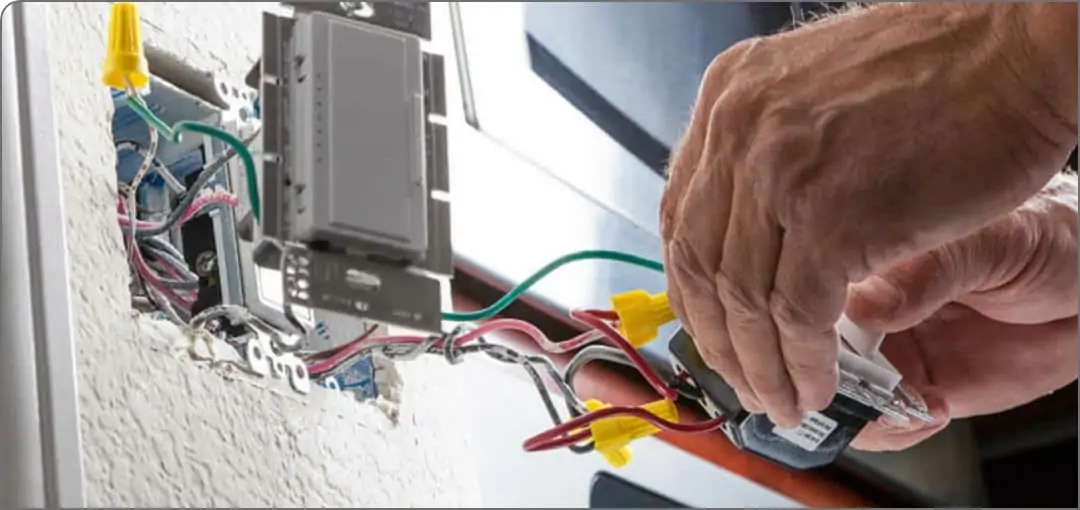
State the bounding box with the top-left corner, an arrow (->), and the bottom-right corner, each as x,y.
660,2 -> 1077,428
848,174 -> 1078,451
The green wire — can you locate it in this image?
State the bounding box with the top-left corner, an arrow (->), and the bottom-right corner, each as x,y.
123,95 -> 261,223
443,249 -> 665,322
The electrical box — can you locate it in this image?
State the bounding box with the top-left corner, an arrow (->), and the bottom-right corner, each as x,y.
109,5 -> 447,402
112,75 -> 252,319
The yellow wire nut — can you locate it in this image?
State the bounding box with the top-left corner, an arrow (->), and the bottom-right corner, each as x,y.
584,399 -> 679,468
102,2 -> 150,90
610,290 -> 676,348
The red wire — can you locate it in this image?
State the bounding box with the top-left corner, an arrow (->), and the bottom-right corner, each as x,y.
450,317 -> 606,354
118,198 -> 192,309
532,430 -> 594,451
308,319 -> 598,375
523,405 -> 725,452
569,309 -> 677,400
304,324 -> 378,365
299,312 -> 715,454
580,309 -> 620,321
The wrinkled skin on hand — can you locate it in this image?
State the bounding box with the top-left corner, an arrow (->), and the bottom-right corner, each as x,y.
849,174 -> 1078,451
660,3 -> 1078,428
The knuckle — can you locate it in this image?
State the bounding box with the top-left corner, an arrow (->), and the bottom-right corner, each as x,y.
716,274 -> 769,324
924,246 -> 956,276
659,206 -> 676,242
708,82 -> 758,131
701,48 -> 768,123
703,37 -> 762,85
768,290 -> 820,331
699,49 -> 736,97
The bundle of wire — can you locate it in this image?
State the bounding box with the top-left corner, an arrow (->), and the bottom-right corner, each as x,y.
117,84 -> 254,325
302,311 -> 725,455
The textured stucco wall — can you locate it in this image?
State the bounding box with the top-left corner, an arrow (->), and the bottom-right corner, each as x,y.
48,2 -> 481,506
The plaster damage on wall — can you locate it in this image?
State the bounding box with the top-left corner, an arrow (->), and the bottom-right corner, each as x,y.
47,2 -> 481,506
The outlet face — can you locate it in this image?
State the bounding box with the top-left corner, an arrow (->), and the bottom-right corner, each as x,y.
256,5 -> 450,335
290,11 -> 429,259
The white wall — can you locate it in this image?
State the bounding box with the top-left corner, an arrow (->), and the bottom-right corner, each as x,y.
48,2 -> 481,506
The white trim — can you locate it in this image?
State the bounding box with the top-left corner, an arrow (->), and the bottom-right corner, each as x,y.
3,3 -> 86,506
454,2 -> 666,237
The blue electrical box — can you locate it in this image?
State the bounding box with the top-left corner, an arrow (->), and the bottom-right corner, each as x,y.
111,79 -> 216,206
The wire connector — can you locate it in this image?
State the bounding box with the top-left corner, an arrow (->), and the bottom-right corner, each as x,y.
102,2 -> 150,91
584,399 -> 678,468
610,290 -> 676,348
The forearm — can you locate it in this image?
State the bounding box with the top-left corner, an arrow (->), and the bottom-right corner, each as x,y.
857,2 -> 1078,160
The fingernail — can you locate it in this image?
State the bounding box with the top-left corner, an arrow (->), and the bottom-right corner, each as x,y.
880,414 -> 910,430
853,276 -> 903,318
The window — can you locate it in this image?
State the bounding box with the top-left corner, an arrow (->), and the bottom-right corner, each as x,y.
524,3 -> 799,175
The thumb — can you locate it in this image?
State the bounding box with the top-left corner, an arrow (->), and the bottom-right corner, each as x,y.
851,390 -> 951,452
846,248 -> 975,333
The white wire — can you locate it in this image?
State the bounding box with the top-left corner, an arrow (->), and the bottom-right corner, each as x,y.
115,139 -> 186,194
123,83 -> 159,259
121,82 -> 194,316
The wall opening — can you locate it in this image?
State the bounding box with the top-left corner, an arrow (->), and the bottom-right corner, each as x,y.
111,51 -> 405,417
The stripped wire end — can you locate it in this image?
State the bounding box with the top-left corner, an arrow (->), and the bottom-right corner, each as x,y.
582,399 -> 678,468
610,289 -> 676,348
524,404 -> 724,454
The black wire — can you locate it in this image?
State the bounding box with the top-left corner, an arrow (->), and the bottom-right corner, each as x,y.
283,304 -> 309,335
134,269 -> 189,324
320,330 -> 597,454
139,243 -> 200,290
140,235 -> 187,263
564,345 -> 703,402
317,331 -> 700,455
564,346 -> 629,388
467,339 -> 596,454
132,131 -> 258,239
